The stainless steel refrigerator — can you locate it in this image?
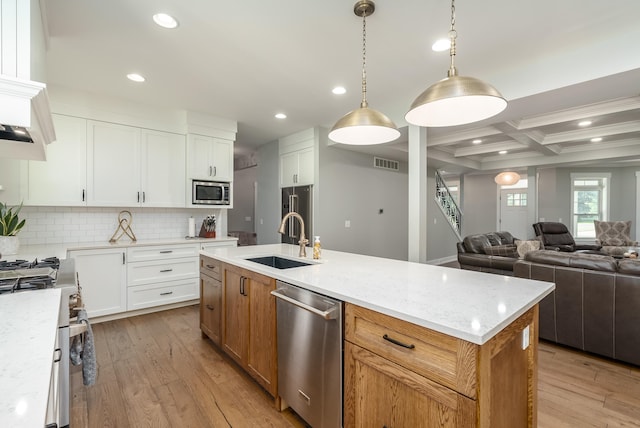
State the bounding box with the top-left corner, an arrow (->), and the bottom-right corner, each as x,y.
281,185 -> 312,245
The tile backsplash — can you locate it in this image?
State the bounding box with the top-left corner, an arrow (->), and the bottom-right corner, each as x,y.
18,206 -> 226,245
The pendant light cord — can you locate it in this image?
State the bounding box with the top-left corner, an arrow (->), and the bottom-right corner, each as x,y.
360,10 -> 368,108
448,0 -> 458,77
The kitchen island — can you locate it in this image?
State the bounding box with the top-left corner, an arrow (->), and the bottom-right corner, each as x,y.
201,243 -> 554,427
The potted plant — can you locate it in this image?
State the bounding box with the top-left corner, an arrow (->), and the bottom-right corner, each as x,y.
0,202 -> 26,255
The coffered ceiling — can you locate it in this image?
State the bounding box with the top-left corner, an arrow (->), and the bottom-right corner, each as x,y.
41,0 -> 640,173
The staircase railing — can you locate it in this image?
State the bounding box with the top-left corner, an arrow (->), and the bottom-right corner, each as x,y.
435,170 -> 462,240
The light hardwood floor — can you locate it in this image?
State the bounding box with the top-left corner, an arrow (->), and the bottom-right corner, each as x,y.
71,305 -> 640,427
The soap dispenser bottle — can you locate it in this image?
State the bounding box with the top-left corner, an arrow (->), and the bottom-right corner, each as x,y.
313,236 -> 322,260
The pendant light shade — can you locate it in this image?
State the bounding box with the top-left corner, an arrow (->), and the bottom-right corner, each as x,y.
329,0 -> 400,145
406,74 -> 507,127
405,0 -> 507,127
329,102 -> 400,145
494,171 -> 520,186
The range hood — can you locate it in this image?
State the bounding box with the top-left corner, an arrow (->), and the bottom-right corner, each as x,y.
0,75 -> 56,161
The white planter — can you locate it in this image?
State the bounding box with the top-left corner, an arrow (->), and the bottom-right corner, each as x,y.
0,236 -> 20,256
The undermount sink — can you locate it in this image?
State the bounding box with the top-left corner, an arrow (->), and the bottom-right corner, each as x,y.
246,256 -> 312,269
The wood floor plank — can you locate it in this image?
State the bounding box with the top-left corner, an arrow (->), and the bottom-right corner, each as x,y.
70,306 -> 640,428
154,379 -> 211,427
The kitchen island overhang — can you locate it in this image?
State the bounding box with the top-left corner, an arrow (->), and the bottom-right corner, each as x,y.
200,243 -> 554,345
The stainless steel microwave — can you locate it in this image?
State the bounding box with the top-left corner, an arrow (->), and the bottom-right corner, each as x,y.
192,180 -> 230,205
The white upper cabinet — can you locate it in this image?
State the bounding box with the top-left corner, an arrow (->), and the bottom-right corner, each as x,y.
279,128 -> 315,187
87,121 -> 141,206
22,114 -> 88,206
86,121 -> 186,207
187,135 -> 233,182
141,130 -> 186,207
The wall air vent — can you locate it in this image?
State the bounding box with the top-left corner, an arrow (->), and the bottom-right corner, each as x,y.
373,156 -> 399,171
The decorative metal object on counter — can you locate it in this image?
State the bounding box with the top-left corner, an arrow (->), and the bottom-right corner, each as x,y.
199,215 -> 217,238
109,210 -> 137,243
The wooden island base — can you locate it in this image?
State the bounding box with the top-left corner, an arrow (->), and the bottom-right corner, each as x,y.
344,304 -> 538,428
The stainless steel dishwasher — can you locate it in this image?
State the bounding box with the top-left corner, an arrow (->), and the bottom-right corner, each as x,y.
271,280 -> 343,428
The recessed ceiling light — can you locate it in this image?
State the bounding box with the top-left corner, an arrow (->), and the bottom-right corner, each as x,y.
472,139 -> 482,144
275,113 -> 287,119
591,137 -> 603,143
431,38 -> 450,52
578,120 -> 592,127
498,150 -> 508,155
332,86 -> 346,95
153,13 -> 179,29
127,73 -> 145,82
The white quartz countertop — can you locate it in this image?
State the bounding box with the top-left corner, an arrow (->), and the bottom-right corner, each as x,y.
202,244 -> 555,345
0,289 -> 61,427
0,236 -> 238,262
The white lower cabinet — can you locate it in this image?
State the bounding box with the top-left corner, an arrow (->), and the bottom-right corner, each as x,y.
67,248 -> 127,318
127,278 -> 198,311
126,243 -> 200,311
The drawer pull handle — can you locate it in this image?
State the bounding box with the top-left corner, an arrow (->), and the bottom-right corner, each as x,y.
206,304 -> 215,311
206,264 -> 216,269
382,334 -> 415,349
160,269 -> 173,273
160,250 -> 173,254
160,291 -> 173,296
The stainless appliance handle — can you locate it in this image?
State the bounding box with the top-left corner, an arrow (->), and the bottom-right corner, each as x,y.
288,194 -> 296,238
271,289 -> 338,320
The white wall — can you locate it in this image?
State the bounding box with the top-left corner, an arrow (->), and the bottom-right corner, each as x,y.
317,140 -> 408,261
228,166 -> 256,233
255,140 -> 280,245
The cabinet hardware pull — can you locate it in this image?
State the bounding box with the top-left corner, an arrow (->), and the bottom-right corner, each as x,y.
206,304 -> 214,311
160,291 -> 173,296
122,253 -> 126,264
53,348 -> 62,363
82,189 -> 85,201
382,334 -> 415,349
159,250 -> 173,254
137,191 -> 140,202
143,191 -> 146,203
160,269 -> 173,273
209,165 -> 213,176
213,166 -> 217,176
206,264 -> 215,269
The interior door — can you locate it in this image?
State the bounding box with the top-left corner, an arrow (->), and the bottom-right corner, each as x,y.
499,188 -> 530,239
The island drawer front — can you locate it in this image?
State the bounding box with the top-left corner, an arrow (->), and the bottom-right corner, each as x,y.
127,278 -> 198,311
128,258 -> 199,286
200,255 -> 221,280
127,243 -> 200,262
345,304 -> 478,398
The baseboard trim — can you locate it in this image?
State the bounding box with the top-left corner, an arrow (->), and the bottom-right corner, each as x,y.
427,255 -> 457,266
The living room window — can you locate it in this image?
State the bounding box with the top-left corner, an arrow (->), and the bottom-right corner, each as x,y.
570,173 -> 610,238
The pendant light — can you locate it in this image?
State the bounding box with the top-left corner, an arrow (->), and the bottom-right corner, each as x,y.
494,171 -> 520,186
405,0 -> 507,127
329,0 -> 400,145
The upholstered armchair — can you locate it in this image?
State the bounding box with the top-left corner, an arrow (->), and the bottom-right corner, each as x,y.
532,222 -> 602,252
594,220 -> 639,257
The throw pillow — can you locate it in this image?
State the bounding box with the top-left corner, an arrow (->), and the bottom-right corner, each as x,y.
515,240 -> 541,259
483,244 -> 518,258
602,237 -> 626,246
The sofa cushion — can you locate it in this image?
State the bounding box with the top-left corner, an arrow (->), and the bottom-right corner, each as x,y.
524,250 -> 617,272
463,234 -> 492,254
617,259 -> 640,275
483,244 -> 518,258
515,240 -> 541,259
